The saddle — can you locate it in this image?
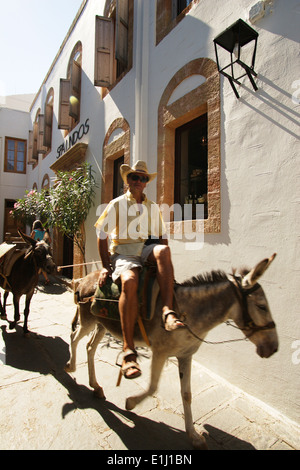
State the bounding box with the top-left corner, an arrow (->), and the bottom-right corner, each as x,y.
90,266 -> 160,322
0,243 -> 27,289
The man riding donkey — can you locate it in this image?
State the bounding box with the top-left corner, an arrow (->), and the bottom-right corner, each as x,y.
95,161 -> 184,380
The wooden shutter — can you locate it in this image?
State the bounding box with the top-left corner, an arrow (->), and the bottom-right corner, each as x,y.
115,0 -> 129,67
28,130 -> 35,164
44,101 -> 53,148
37,115 -> 48,154
58,78 -> 71,129
32,121 -> 38,160
69,60 -> 81,120
94,16 -> 114,87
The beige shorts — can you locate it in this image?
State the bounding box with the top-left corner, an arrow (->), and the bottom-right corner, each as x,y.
110,243 -> 157,282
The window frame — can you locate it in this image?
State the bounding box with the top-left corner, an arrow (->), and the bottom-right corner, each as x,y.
4,137 -> 27,174
157,58 -> 221,234
156,0 -> 199,45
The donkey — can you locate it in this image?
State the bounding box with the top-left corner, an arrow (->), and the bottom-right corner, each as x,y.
65,254 -> 278,449
0,231 -> 56,335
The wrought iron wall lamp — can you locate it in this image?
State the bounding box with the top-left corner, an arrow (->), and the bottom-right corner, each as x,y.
213,19 -> 259,98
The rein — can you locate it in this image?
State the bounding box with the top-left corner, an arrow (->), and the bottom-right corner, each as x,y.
182,278 -> 276,345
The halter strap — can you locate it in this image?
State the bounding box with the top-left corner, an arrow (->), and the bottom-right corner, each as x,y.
230,276 -> 276,334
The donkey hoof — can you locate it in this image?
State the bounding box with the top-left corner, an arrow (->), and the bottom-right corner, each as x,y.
93,386 -> 105,399
64,362 -> 75,373
9,321 -> 16,330
189,431 -> 208,450
0,314 -> 7,320
125,397 -> 136,411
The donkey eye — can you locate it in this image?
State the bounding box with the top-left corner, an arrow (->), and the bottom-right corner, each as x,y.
256,304 -> 267,311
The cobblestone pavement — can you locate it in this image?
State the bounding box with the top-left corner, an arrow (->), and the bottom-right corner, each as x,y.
0,277 -> 299,451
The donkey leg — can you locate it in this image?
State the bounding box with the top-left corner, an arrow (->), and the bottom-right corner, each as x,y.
126,351 -> 167,411
23,291 -> 34,336
65,308 -> 95,373
0,292 -> 5,319
1,291 -> 9,319
86,323 -> 106,398
178,356 -> 208,450
9,294 -> 20,330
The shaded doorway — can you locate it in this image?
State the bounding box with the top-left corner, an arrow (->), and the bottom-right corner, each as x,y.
63,234 -> 74,279
3,199 -> 25,241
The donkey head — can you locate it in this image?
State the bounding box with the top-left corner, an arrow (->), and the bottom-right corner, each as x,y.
19,231 -> 56,275
232,253 -> 278,358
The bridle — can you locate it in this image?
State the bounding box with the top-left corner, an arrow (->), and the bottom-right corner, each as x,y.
182,276 -> 276,345
230,276 -> 276,336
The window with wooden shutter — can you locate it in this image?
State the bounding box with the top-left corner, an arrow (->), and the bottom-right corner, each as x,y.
156,0 -> 194,44
94,16 -> 114,87
37,114 -> 48,154
44,89 -> 54,148
58,78 -> 71,130
33,121 -> 38,159
28,130 -> 34,164
115,0 -> 129,68
69,60 -> 81,121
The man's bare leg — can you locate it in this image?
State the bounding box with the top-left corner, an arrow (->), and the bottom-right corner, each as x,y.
149,245 -> 185,331
119,268 -> 141,378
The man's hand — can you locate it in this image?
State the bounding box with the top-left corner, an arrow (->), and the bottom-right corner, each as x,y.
98,267 -> 112,287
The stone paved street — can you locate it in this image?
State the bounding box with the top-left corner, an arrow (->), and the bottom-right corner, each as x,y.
0,277 -> 299,451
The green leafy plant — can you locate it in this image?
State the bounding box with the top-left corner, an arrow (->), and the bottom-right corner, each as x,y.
50,163 -> 97,268
11,163 -> 97,274
11,189 -> 40,227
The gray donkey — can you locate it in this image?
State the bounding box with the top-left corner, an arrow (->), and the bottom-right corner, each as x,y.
65,253 -> 278,449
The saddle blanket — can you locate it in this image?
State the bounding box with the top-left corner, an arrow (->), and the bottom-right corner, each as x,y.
0,243 -> 26,279
90,266 -> 160,321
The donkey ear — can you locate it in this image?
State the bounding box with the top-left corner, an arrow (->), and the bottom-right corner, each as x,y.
242,253 -> 277,288
18,230 -> 36,247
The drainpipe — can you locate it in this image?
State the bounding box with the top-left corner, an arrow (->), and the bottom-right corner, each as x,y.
134,0 -> 149,164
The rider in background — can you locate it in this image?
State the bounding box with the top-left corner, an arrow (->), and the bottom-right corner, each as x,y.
30,220 -> 51,285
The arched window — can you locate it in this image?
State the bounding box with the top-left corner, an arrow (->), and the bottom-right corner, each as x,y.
29,108 -> 48,165
102,118 -> 130,203
157,58 -> 221,234
58,41 -> 82,132
41,174 -> 50,190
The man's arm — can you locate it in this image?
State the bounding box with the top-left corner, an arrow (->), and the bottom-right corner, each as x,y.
97,233 -> 112,286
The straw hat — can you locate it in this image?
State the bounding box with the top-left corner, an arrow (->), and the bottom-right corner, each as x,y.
120,160 -> 157,183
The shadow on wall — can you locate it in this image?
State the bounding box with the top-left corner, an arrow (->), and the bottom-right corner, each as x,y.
239,75 -> 300,140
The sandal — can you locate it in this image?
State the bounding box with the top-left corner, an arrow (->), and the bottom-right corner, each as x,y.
163,310 -> 185,332
121,349 -> 141,380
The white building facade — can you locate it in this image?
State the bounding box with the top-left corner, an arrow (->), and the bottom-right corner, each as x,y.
2,0 -> 300,425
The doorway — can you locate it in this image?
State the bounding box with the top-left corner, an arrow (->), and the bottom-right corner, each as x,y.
3,199 -> 25,241
63,234 -> 74,279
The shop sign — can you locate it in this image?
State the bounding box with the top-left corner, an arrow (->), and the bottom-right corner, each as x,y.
56,118 -> 90,158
